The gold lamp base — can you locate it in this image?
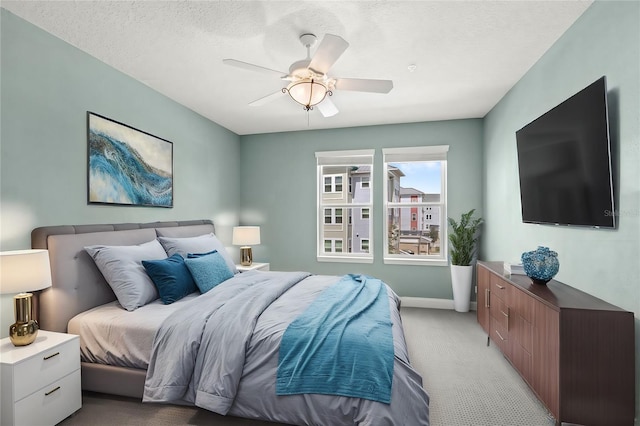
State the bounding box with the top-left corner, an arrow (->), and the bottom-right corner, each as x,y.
239,246 -> 253,266
9,293 -> 39,346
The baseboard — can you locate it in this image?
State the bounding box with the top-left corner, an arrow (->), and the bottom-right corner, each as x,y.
401,297 -> 477,311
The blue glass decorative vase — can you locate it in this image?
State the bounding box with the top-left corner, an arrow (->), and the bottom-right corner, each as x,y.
521,246 -> 559,285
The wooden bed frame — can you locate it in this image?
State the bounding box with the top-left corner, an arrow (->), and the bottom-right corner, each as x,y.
31,219 -> 216,398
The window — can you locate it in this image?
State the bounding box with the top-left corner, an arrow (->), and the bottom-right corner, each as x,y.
324,239 -> 343,253
324,208 -> 343,225
324,175 -> 342,193
324,208 -> 331,224
316,150 -> 374,263
383,146 -> 448,265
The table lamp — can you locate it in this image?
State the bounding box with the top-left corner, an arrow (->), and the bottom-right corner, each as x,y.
232,226 -> 261,266
0,249 -> 52,346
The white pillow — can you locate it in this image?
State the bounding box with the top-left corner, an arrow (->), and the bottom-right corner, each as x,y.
85,239 -> 167,311
157,233 -> 238,274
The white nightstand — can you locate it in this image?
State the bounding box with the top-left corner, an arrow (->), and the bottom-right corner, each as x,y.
236,262 -> 270,272
1,330 -> 82,426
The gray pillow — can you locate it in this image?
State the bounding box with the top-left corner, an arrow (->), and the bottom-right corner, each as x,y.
85,239 -> 167,311
157,233 -> 238,274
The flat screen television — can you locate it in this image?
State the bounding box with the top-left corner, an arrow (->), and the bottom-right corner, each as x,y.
516,76 -> 615,228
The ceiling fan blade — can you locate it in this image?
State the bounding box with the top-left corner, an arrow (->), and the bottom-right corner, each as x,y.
316,97 -> 339,117
334,78 -> 393,93
308,34 -> 349,75
249,90 -> 284,107
223,59 -> 287,78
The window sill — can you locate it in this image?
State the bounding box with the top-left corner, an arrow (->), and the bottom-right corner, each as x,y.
383,257 -> 448,266
317,255 -> 374,264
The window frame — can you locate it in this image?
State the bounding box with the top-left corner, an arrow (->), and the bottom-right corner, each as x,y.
316,149 -> 374,263
383,145 -> 449,266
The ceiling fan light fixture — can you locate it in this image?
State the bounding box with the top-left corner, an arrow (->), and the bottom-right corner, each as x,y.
224,33 -> 392,118
284,78 -> 330,111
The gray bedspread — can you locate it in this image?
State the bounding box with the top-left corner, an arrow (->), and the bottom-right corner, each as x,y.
143,271 -> 430,426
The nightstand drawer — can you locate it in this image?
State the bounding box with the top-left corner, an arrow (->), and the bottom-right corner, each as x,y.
14,369 -> 81,426
13,338 -> 80,401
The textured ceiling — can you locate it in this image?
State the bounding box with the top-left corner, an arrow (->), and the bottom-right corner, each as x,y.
2,1 -> 592,135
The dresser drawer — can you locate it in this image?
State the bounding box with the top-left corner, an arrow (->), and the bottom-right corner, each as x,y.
512,287 -> 535,323
512,313 -> 533,352
490,274 -> 510,304
511,343 -> 533,384
490,295 -> 510,329
490,316 -> 509,354
14,369 -> 81,426
13,338 -> 80,401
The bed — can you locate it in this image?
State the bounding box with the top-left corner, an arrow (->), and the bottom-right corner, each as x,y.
32,220 -> 430,425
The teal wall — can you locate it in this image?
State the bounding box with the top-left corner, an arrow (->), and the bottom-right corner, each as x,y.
483,1 -> 640,419
483,1 -> 639,311
0,10 -> 241,336
240,120 -> 484,298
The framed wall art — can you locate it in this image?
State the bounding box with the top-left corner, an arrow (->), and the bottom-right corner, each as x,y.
87,112 -> 173,208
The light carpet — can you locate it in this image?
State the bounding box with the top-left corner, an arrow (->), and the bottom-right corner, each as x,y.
60,308 -> 554,425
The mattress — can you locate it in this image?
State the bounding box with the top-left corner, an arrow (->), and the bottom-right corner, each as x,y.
68,292 -> 199,369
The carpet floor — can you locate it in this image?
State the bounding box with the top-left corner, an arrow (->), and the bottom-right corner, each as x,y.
60,308 -> 554,425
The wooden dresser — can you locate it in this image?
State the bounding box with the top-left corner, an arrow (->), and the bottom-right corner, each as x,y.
477,261 -> 635,426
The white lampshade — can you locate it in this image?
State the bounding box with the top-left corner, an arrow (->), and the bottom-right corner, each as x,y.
0,249 -> 52,294
232,226 -> 261,246
286,79 -> 328,108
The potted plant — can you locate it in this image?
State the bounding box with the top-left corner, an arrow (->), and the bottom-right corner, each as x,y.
448,209 -> 483,312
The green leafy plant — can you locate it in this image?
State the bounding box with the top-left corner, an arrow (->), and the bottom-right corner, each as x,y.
448,209 -> 483,266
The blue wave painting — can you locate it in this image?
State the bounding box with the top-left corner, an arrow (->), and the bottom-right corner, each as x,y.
88,115 -> 173,207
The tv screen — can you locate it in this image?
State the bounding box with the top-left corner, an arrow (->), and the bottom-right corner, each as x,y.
516,76 -> 615,228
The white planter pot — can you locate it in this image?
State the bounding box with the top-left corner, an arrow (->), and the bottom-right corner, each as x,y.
451,264 -> 473,312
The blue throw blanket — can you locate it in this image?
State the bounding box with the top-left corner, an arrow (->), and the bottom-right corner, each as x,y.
276,274 -> 394,404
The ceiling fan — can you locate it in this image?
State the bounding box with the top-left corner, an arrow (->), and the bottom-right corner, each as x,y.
223,33 -> 393,117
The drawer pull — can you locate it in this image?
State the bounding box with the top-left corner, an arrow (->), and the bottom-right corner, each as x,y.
504,307 -> 510,330
43,352 -> 60,360
485,289 -> 490,308
495,330 -> 506,341
495,284 -> 505,289
45,386 -> 61,396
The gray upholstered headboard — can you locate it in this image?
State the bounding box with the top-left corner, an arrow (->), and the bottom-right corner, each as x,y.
31,220 -> 215,333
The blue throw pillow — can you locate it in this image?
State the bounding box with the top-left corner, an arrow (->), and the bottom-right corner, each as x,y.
142,254 -> 198,304
184,251 -> 234,293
